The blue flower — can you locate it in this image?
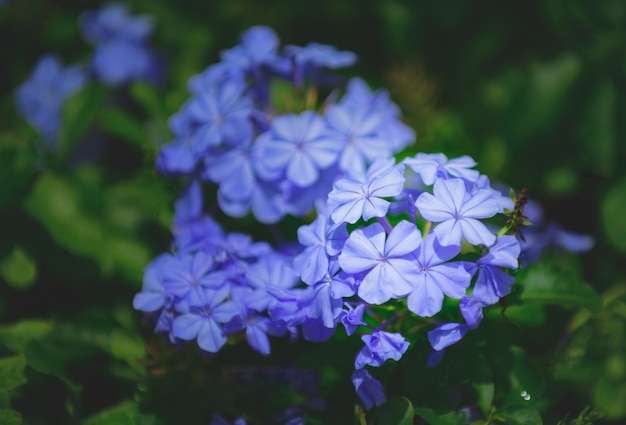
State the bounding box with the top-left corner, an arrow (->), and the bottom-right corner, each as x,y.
339,220 -> 421,304
406,233 -> 471,317
324,104 -> 392,175
14,55 -> 86,146
354,330 -> 409,369
79,3 -> 153,44
427,323 -> 469,351
187,81 -> 253,152
459,296 -> 484,329
352,369 -> 386,410
254,111 -> 340,188
132,254 -> 172,312
403,153 -> 480,186
415,178 -> 500,247
327,159 -> 405,225
171,286 -> 242,353
90,39 -> 161,86
470,235 -> 520,305
80,3 -> 161,86
162,251 -> 228,312
340,303 -> 366,336
293,212 -> 347,285
220,25 -> 280,70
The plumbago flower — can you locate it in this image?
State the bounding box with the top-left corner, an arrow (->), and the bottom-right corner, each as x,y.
79,3 -> 161,86
155,25 -> 414,223
14,55 -> 86,147
134,25 -> 595,417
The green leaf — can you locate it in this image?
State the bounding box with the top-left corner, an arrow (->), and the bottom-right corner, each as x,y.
580,79 -> 616,177
0,320 -> 52,353
0,409 -> 22,425
485,304 -> 546,327
0,389 -> 9,408
517,262 -> 602,312
0,132 -> 38,209
512,54 -> 581,140
373,397 -> 414,425
23,340 -> 78,390
0,247 -> 36,289
58,84 -> 106,156
503,346 -> 545,407
593,373 -> 626,420
498,405 -> 543,425
99,107 -> 147,148
23,173 -> 104,261
473,382 -> 494,416
602,177 -> 626,254
0,356 -> 26,389
111,328 -> 145,371
130,81 -> 166,119
414,407 -> 466,425
83,400 -> 160,425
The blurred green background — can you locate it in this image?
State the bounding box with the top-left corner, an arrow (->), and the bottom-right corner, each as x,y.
1,0 -> 625,424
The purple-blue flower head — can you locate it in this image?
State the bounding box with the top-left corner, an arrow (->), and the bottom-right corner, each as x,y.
339,220 -> 421,304
428,323 -> 469,351
340,303 -> 366,336
416,178 -> 500,247
354,330 -> 410,369
162,251 -> 228,312
80,4 -> 161,86
187,81 -> 253,152
80,3 -> 153,44
253,111 -> 340,188
324,104 -> 392,175
285,42 -> 357,87
14,55 -> 86,146
459,296 -> 484,329
406,232 -> 471,317
133,253 -> 173,313
403,153 -> 480,186
352,369 -> 386,410
220,25 -> 280,70
171,286 -> 241,353
285,42 -> 357,70
471,235 -> 521,305
90,39 -> 161,86
243,254 -> 299,312
327,159 -> 405,225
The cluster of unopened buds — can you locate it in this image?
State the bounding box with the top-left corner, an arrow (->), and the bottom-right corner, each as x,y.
133,25 -> 591,416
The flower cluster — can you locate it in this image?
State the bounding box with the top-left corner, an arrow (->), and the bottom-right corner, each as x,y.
14,55 -> 86,147
14,3 -> 160,148
133,25 -> 593,415
156,26 -> 414,223
79,3 -> 161,86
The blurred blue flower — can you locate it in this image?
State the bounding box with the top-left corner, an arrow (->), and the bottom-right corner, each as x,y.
80,3 -> 152,44
171,286 -> 241,353
90,39 -> 161,86
14,54 -> 86,147
80,3 -> 161,86
352,369 -> 386,410
254,111 -> 340,187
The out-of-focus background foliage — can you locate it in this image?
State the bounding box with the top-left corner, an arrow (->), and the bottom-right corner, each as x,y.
1,0 -> 625,424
